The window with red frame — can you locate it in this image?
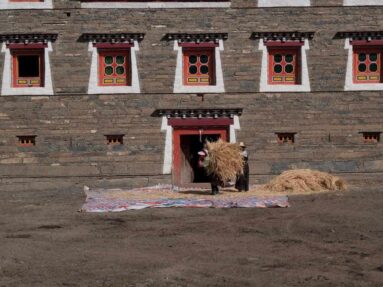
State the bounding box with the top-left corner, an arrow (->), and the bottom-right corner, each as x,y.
98,49 -> 130,86
268,47 -> 300,85
183,48 -> 215,86
12,49 -> 44,88
353,47 -> 382,83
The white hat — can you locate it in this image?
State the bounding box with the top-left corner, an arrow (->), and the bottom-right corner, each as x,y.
239,142 -> 246,147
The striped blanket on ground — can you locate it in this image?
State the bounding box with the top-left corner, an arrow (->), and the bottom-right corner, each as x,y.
81,185 -> 289,212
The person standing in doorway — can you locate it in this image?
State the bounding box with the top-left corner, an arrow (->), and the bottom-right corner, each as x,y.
235,142 -> 249,192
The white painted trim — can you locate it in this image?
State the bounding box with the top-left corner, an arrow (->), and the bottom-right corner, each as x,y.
1,42 -> 54,96
229,115 -> 241,143
87,41 -> 140,94
258,39 -> 311,92
344,0 -> 383,6
161,116 -> 173,175
344,39 -> 383,91
173,40 -> 225,93
0,0 -> 53,9
81,1 -> 230,9
258,0 -> 310,7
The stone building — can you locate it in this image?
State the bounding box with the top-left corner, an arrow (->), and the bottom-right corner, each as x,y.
0,0 -> 382,191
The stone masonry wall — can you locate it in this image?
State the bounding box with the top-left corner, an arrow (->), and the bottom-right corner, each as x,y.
0,2 -> 382,191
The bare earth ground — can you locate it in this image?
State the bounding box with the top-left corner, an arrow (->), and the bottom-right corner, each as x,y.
0,186 -> 382,287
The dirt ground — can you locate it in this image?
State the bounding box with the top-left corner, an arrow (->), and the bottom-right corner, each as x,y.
0,186 -> 382,287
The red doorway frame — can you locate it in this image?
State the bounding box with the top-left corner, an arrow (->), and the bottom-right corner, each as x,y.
173,127 -> 228,186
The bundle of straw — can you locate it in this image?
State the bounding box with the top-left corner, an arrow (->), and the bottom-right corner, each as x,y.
205,139 -> 244,183
264,169 -> 346,193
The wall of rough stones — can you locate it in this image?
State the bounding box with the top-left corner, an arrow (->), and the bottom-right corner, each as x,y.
0,1 -> 382,191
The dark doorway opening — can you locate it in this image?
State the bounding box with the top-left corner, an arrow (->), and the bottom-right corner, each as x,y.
180,134 -> 220,184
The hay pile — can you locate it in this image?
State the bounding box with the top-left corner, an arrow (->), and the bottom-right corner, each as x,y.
264,169 -> 346,193
205,139 -> 244,183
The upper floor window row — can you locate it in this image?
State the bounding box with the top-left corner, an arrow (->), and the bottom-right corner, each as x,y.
3,32 -> 383,95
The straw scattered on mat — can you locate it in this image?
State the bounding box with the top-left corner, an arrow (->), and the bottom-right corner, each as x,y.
262,169 -> 346,193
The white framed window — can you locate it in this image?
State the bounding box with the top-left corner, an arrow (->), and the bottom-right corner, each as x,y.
258,39 -> 311,92
0,0 -> 53,9
80,0 -> 230,9
1,40 -> 54,96
258,0 -> 310,7
344,0 -> 383,6
172,39 -> 225,93
87,41 -> 141,94
344,38 -> 383,91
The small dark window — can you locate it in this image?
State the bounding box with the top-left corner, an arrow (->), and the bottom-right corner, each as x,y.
105,134 -> 124,145
18,55 -> 40,77
362,132 -> 380,143
17,135 -> 36,147
276,133 -> 295,144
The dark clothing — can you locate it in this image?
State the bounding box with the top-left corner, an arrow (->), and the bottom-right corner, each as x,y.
236,157 -> 249,192
210,174 -> 220,195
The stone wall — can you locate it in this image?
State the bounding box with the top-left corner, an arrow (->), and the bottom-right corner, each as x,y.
0,2 -> 382,191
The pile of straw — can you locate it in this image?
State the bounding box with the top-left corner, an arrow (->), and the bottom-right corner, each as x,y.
264,169 -> 346,193
205,139 -> 244,183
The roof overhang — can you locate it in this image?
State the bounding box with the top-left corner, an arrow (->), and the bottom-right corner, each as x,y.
250,31 -> 315,43
163,33 -> 228,44
152,108 -> 243,119
0,33 -> 58,44
81,33 -> 145,43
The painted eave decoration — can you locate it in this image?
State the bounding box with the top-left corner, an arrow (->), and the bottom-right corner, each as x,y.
80,33 -> 145,43
250,31 -> 315,42
152,108 -> 243,118
0,33 -> 58,44
335,31 -> 383,41
163,33 -> 228,43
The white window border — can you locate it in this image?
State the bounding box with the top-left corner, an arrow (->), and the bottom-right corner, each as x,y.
344,38 -> 383,91
81,1 -> 230,9
87,41 -> 140,94
160,115 -> 240,174
344,0 -> 382,6
258,39 -> 311,92
0,0 -> 53,9
1,42 -> 54,96
258,0 -> 310,7
173,40 -> 225,93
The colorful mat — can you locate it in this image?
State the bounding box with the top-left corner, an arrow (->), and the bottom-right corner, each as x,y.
81,185 -> 289,212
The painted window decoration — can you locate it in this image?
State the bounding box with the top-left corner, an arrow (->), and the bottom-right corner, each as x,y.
12,49 -> 44,88
99,50 -> 130,86
353,48 -> 382,84
17,135 -> 36,147
362,132 -> 380,143
268,48 -> 300,85
276,132 -> 295,144
183,48 -> 215,86
105,134 -> 124,145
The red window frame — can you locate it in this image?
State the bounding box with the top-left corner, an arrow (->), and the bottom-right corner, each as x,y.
98,49 -> 131,87
183,48 -> 215,86
268,47 -> 300,85
276,133 -> 295,144
12,49 -> 44,88
362,132 -> 380,143
353,47 -> 382,84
